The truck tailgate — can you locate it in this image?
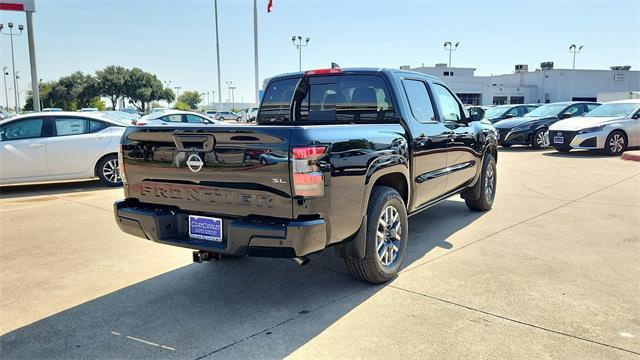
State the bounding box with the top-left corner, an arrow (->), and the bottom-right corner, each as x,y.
121,126 -> 293,219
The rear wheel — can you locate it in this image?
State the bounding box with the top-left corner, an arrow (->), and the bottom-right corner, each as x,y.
464,153 -> 496,211
531,128 -> 548,149
344,186 -> 408,284
605,130 -> 627,156
97,154 -> 122,187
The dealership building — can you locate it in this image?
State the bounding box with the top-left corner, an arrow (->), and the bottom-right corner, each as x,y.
402,63 -> 639,105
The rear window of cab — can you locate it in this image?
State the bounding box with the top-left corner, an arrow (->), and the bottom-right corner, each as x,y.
258,75 -> 396,124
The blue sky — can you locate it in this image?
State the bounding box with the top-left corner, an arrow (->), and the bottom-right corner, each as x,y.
1,0 -> 639,106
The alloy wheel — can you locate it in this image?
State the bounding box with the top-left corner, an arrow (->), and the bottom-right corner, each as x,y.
609,134 -> 625,154
536,130 -> 549,148
485,162 -> 496,202
375,205 -> 402,267
102,159 -> 121,184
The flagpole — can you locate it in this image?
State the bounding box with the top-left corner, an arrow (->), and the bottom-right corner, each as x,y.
214,0 -> 222,111
253,0 -> 259,104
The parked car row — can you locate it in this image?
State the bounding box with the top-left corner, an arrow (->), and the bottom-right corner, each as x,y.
491,100 -> 640,155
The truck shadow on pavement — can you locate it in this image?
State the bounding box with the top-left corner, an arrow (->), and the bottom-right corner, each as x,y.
0,200 -> 483,359
0,180 -> 115,200
542,150 -> 612,158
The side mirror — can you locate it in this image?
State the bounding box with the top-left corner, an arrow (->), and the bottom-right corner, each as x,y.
468,113 -> 481,122
504,114 -> 513,119
560,113 -> 572,119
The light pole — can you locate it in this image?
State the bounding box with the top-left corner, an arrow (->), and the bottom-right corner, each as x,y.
443,41 -> 459,68
291,35 -> 310,71
1,23 -> 24,112
15,71 -> 20,111
164,80 -> 172,108
39,78 -> 43,110
225,81 -> 233,110
174,86 -> 181,103
2,67 -> 9,111
214,0 -> 222,112
569,44 -> 583,101
230,86 -> 236,111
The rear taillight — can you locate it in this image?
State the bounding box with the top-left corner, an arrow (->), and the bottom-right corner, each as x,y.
292,146 -> 326,197
118,145 -> 127,184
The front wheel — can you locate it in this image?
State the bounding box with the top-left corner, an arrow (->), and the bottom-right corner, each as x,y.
344,186 -> 408,284
532,128 -> 549,149
605,130 -> 627,156
97,154 -> 122,187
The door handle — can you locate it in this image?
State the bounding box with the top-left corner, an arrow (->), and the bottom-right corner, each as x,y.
28,143 -> 44,149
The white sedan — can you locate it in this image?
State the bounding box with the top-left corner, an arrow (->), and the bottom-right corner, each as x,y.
549,99 -> 640,155
134,110 -> 223,127
0,111 -> 128,187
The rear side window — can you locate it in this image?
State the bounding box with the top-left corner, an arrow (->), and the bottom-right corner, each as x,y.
161,114 -> 183,123
89,120 -> 109,133
55,117 -> 88,136
402,79 -> 436,122
258,78 -> 299,123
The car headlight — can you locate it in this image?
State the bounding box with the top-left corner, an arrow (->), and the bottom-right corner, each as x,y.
578,125 -> 605,134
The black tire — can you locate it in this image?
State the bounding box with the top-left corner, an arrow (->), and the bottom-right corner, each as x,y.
344,186 -> 408,284
97,154 -> 122,187
531,128 -> 548,149
464,153 -> 496,211
604,130 -> 627,156
556,148 -> 571,153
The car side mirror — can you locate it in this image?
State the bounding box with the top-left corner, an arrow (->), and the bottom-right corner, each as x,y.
560,113 -> 572,119
468,113 -> 481,122
504,114 -> 513,119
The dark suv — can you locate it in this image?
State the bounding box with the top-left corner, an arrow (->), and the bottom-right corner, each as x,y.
114,68 -> 499,283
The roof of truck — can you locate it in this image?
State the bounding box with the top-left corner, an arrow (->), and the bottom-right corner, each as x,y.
267,67 -> 441,83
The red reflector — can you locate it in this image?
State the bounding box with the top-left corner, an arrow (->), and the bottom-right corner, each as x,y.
293,146 -> 326,159
304,68 -> 342,76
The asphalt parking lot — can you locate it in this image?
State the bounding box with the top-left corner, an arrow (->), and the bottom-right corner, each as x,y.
1,148 -> 639,359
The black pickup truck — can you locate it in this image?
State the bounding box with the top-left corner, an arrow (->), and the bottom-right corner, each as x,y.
114,68 -> 498,283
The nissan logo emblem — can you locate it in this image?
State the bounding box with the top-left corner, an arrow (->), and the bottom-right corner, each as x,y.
186,154 -> 204,173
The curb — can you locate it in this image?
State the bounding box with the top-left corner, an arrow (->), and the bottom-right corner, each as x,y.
621,150 -> 640,162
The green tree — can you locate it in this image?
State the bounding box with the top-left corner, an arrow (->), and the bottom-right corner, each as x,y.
174,101 -> 191,111
177,91 -> 202,110
124,68 -> 166,113
96,65 -> 129,109
88,97 -> 106,111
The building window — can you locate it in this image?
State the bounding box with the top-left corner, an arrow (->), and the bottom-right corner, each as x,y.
443,71 -> 454,76
510,96 -> 524,104
492,96 -> 507,105
456,93 -> 481,105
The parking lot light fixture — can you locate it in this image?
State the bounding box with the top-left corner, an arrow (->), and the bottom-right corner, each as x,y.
2,66 -> 9,111
443,41 -> 460,68
1,22 -> 24,112
569,44 -> 584,101
292,35 -> 310,72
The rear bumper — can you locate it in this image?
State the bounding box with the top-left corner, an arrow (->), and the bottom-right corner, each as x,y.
114,199 -> 327,258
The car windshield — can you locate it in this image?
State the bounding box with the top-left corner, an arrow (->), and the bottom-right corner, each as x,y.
524,104 -> 566,117
585,103 -> 640,117
484,106 -> 510,118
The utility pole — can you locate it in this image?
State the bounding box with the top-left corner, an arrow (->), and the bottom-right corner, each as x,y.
174,86 -> 181,101
15,71 -> 20,111
2,67 -> 9,111
1,23 -> 24,112
26,11 -> 40,112
253,0 -> 260,103
569,44 -> 583,101
291,35 -> 310,71
443,41 -> 460,68
225,81 -> 232,110
214,0 -> 222,111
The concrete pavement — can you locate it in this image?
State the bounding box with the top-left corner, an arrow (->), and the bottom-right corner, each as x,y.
1,148 -> 638,359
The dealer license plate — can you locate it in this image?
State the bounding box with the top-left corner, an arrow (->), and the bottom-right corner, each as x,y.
553,136 -> 564,144
188,215 -> 222,242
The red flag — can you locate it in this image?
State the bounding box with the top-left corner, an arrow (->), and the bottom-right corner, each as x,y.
267,0 -> 273,12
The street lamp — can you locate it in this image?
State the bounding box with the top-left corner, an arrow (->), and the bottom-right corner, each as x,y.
230,86 -> 237,111
2,66 -> 9,111
15,71 -> 20,111
443,41 -> 460,68
569,44 -> 584,101
225,81 -> 233,110
173,86 -> 181,104
291,35 -> 310,72
1,22 -> 25,112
